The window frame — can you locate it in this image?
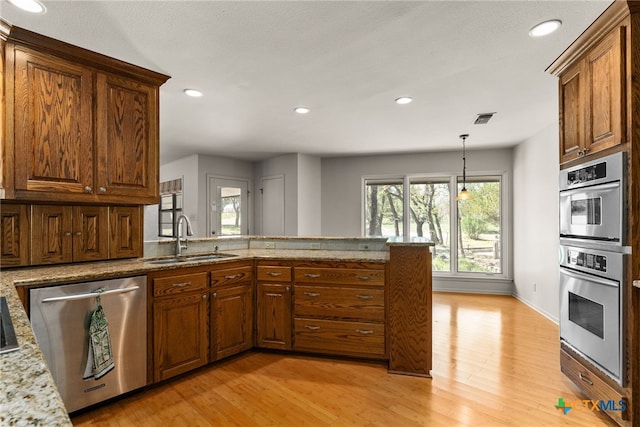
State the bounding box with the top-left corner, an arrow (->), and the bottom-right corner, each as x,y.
362,171 -> 510,280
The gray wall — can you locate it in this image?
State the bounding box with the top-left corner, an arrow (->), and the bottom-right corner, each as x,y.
512,123 -> 560,322
296,154 -> 322,236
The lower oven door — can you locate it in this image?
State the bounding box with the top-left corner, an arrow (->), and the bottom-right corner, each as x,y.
559,267 -> 622,384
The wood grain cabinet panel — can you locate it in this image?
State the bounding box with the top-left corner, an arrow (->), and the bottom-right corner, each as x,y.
210,283 -> 253,361
256,265 -> 293,350
72,206 -> 109,262
294,285 -> 384,321
11,47 -> 94,198
31,205 -> 73,264
294,318 -> 385,356
0,204 -> 29,267
108,206 -> 142,259
557,25 -> 626,165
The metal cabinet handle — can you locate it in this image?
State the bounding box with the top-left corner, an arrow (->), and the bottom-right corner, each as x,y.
202,294 -> 207,300
304,273 -> 321,278
305,325 -> 320,330
356,329 -> 374,335
75,232 -> 82,236
285,286 -> 291,292
267,272 -> 282,277
99,187 -> 107,193
578,372 -> 593,386
84,186 -> 92,192
64,232 -> 72,236
356,275 -> 372,281
172,282 -> 191,288
225,274 -> 239,279
42,286 -> 140,303
355,294 -> 373,300
304,292 -> 320,297
212,292 -> 217,298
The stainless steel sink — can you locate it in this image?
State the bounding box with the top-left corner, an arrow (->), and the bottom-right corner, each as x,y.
146,253 -> 237,265
1,297 -> 19,354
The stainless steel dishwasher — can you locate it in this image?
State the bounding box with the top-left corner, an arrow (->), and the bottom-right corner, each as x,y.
29,275 -> 147,413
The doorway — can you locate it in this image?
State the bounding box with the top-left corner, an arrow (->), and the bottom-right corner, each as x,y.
207,176 -> 249,236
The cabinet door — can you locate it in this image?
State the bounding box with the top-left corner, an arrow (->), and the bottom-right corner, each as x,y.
12,47 -> 94,199
256,283 -> 292,350
109,206 -> 142,259
559,60 -> 584,164
96,73 -> 159,203
31,205 -> 73,264
584,27 -> 625,155
0,204 -> 29,267
210,284 -> 253,361
153,292 -> 208,382
72,206 -> 109,262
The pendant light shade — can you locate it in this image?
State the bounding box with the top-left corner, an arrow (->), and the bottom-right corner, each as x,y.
456,134 -> 472,201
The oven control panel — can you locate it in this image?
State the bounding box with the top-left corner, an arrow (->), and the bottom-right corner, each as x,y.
566,162 -> 607,186
566,248 -> 607,273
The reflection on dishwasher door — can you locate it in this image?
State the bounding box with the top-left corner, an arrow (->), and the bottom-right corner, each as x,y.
29,276 -> 147,413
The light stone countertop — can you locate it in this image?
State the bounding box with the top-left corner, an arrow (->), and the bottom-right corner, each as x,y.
0,247 -> 392,425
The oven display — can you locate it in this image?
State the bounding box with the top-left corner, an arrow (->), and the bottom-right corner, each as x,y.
570,197 -> 602,225
566,249 -> 607,272
567,161 -> 607,185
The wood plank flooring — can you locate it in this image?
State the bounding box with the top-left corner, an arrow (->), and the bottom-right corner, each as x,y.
71,293 -> 617,426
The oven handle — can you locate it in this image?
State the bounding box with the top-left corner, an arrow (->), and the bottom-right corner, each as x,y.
560,181 -> 619,196
559,267 -> 619,288
41,286 -> 140,303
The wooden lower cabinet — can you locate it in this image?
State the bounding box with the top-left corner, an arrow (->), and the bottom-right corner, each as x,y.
256,264 -> 293,350
151,271 -> 209,382
292,262 -> 386,360
210,283 -> 253,361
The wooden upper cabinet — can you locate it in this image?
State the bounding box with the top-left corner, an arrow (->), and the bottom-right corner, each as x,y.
0,204 -> 29,267
12,48 -> 94,197
31,205 -> 73,265
96,73 -> 159,203
2,24 -> 169,204
73,205 -> 109,262
109,206 -> 142,259
555,24 -> 626,165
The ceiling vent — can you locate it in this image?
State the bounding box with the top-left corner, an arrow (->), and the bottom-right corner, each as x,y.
474,112 -> 496,125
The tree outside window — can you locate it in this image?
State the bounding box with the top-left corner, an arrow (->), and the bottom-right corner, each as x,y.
365,180 -> 403,237
409,180 -> 450,272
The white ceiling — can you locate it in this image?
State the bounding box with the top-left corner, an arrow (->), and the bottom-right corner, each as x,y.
2,0 -> 612,164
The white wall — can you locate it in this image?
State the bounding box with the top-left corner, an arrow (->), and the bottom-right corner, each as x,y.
297,154 -> 322,236
512,124 -> 560,322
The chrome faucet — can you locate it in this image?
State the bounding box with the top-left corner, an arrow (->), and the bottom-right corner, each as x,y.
175,214 -> 193,256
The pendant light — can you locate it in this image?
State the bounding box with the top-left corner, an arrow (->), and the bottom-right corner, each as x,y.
456,134 -> 472,201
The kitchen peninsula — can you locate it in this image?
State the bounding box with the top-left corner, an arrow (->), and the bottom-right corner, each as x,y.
0,236 -> 433,425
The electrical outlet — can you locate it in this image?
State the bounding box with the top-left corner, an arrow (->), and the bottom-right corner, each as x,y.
264,241 -> 275,249
359,244 -> 369,250
310,243 -> 321,250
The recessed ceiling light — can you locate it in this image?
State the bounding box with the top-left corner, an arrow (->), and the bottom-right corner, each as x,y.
529,19 -> 562,37
7,0 -> 46,13
395,97 -> 413,105
183,89 -> 203,97
294,107 -> 310,114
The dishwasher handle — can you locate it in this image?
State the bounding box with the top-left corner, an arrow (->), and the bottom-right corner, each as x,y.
41,286 -> 140,303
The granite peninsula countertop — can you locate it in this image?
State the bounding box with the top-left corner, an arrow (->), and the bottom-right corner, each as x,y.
1,245 -> 397,425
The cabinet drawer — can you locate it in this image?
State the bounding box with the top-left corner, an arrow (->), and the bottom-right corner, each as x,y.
294,267 -> 384,286
294,318 -> 385,356
295,285 -> 384,321
257,266 -> 292,282
210,266 -> 253,287
153,272 -> 208,297
560,348 -> 629,422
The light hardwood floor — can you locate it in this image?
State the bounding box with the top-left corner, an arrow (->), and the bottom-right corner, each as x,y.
72,293 -> 617,426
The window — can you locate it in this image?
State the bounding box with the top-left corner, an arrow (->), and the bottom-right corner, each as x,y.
364,179 -> 403,237
364,174 -> 505,276
158,178 -> 183,237
456,177 -> 502,274
409,179 -> 451,271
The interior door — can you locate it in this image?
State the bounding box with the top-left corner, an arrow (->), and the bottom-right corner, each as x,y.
260,175 -> 285,235
208,177 -> 248,236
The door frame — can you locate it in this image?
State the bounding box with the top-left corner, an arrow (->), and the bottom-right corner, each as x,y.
206,175 -> 251,236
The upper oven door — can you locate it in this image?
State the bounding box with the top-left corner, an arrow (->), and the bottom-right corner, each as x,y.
559,181 -> 622,242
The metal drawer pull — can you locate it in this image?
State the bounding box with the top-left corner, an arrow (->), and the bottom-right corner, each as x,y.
305,325 -> 321,330
578,372 -> 593,386
303,292 -> 320,297
357,329 -> 374,335
172,282 -> 191,288
267,272 -> 282,277
356,294 -> 373,300
225,274 -> 239,279
357,275 -> 372,281
304,273 -> 321,278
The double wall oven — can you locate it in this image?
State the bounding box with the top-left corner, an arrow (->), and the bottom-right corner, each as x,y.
559,152 -> 628,386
